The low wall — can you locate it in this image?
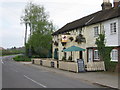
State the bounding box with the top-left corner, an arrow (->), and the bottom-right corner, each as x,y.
32,58 -> 57,68
59,61 -> 78,72
42,60 -> 51,67
42,59 -> 57,68
31,58 -> 41,65
86,61 -> 105,71
32,58 -> 106,72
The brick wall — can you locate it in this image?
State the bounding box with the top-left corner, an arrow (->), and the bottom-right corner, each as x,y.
118,46 -> 120,73
118,46 -> 120,90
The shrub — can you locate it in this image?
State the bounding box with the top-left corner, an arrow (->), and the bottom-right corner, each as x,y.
13,55 -> 31,62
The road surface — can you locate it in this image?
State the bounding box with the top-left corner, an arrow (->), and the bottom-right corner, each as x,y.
2,55 -> 105,88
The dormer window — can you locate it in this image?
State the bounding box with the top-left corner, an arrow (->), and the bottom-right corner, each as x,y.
94,26 -> 99,37
110,22 -> 116,34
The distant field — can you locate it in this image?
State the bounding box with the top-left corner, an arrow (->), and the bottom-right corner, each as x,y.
1,48 -> 25,56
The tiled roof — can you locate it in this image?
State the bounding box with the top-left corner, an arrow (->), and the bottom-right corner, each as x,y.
52,7 -> 120,35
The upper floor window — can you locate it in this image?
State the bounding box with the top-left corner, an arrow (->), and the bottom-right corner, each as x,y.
110,22 -> 116,34
94,26 -> 99,37
111,49 -> 118,62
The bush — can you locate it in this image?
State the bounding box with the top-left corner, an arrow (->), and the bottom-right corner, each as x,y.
13,55 -> 31,62
105,61 -> 118,72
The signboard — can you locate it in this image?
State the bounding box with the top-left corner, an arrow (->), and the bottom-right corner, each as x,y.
77,59 -> 85,72
61,35 -> 68,42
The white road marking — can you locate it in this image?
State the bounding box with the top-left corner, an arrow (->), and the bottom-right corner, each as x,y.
24,75 -> 47,88
1,59 -> 4,64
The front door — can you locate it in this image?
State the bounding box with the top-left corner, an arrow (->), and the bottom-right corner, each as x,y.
88,49 -> 93,62
79,51 -> 83,59
54,48 -> 58,60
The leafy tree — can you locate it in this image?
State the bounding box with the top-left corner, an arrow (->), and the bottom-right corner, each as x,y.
95,34 -> 106,61
21,2 -> 55,57
95,34 -> 113,71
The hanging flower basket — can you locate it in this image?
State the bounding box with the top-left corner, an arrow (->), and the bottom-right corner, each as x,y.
75,34 -> 86,43
54,41 -> 58,46
69,37 -> 74,41
61,42 -> 66,46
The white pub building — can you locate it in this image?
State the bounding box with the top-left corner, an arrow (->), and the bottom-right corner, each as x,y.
52,0 -> 120,71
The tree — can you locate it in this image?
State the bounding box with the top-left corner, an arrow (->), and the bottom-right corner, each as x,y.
95,34 -> 113,71
95,34 -> 106,61
21,2 -> 55,57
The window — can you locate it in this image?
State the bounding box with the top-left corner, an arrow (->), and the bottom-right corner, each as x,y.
94,50 -> 99,60
111,49 -> 118,62
110,22 -> 116,34
94,26 -> 99,37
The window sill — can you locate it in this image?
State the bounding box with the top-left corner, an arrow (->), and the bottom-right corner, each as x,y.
93,59 -> 100,62
110,33 -> 117,35
110,60 -> 118,62
94,36 -> 99,37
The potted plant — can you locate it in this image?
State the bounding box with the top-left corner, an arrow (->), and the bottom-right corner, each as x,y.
68,56 -> 72,62
62,56 -> 66,61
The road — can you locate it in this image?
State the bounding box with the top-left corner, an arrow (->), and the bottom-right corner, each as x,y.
2,55 -> 104,88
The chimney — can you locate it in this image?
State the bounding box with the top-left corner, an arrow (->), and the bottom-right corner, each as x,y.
101,0 -> 112,10
114,0 -> 120,8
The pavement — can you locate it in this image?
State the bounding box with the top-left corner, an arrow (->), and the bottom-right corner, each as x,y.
21,62 -> 119,89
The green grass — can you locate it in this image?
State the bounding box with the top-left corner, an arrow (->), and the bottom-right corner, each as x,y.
13,55 -> 31,62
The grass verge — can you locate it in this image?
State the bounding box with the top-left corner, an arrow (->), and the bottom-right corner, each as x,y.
13,55 -> 31,62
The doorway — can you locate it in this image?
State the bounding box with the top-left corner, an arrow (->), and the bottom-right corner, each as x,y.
54,48 -> 58,60
79,51 -> 83,59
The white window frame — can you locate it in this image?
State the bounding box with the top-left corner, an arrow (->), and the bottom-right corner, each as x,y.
88,49 -> 93,62
110,22 -> 116,34
94,50 -> 100,61
110,49 -> 118,62
94,26 -> 99,37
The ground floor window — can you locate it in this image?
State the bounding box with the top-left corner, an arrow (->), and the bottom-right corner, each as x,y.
94,50 -> 99,61
111,49 -> 118,62
88,48 -> 100,62
88,49 -> 93,62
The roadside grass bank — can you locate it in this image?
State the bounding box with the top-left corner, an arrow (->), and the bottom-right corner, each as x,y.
0,54 -> 20,56
13,55 -> 31,62
1,47 -> 25,56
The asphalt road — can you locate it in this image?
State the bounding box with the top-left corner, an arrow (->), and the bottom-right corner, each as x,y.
2,55 -> 103,88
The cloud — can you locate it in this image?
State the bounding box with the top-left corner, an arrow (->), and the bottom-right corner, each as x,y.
0,0 -> 114,48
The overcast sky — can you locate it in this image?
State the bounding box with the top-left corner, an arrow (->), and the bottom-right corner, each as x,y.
0,0 -> 113,49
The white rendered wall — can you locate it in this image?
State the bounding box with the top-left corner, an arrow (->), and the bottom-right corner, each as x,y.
104,18 -> 119,46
